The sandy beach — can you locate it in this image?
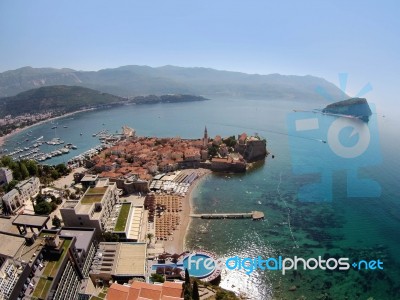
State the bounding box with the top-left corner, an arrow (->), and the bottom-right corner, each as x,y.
0,108 -> 95,148
163,168 -> 211,254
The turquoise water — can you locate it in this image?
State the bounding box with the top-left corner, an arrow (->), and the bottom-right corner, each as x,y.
2,98 -> 399,299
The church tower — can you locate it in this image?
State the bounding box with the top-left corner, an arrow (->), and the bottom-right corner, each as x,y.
202,126 -> 209,148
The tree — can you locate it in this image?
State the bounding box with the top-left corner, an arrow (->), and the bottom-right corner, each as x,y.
150,273 -> 165,283
52,215 -> 62,228
25,160 -> 39,176
146,233 -> 154,245
34,201 -> 52,215
102,231 -> 120,242
19,162 -> 29,179
223,136 -> 237,148
192,281 -> 200,300
50,169 -> 60,180
184,269 -> 192,300
5,179 -> 18,192
55,197 -> 63,205
55,164 -> 69,176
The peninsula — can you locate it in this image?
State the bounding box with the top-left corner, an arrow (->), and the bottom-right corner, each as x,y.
87,127 -> 268,184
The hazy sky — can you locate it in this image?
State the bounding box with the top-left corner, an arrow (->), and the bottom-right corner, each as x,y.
0,0 -> 399,110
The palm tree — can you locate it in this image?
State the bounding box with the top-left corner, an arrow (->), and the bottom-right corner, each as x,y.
146,233 -> 154,245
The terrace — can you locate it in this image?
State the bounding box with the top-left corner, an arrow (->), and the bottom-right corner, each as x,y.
31,239 -> 72,299
114,203 -> 131,232
80,187 -> 107,204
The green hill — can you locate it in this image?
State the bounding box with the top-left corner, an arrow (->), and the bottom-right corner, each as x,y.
322,97 -> 372,121
0,86 -> 209,118
0,85 -> 124,117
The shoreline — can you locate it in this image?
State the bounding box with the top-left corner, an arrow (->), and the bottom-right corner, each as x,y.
163,168 -> 212,254
0,108 -> 95,148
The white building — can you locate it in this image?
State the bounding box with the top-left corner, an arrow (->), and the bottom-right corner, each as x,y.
0,167 -> 13,185
2,177 -> 40,214
60,178 -> 120,240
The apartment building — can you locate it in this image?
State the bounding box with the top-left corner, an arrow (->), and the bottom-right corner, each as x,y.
0,167 -> 13,185
60,178 -> 120,240
0,219 -> 96,300
2,177 -> 40,214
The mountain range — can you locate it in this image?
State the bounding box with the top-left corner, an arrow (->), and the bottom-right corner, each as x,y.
0,65 -> 345,101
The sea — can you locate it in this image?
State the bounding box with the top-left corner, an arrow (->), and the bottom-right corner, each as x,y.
2,98 -> 399,299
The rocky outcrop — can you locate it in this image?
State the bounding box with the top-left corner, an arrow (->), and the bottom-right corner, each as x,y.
322,97 -> 372,122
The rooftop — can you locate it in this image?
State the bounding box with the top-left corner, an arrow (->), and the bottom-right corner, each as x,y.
59,228 -> 96,252
91,243 -> 146,277
81,194 -> 104,204
0,233 -> 24,258
116,243 -> 146,275
106,281 -> 183,300
32,238 -> 73,298
80,186 -> 108,204
13,214 -> 50,227
114,203 -> 131,232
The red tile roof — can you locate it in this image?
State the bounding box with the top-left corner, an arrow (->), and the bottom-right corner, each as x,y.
107,282 -> 183,300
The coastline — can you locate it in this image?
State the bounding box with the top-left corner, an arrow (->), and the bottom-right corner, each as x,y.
0,108 -> 95,148
163,168 -> 211,254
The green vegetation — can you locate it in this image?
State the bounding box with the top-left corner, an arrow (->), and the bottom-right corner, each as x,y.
114,203 -> 131,231
150,273 -> 165,283
0,85 -> 124,117
86,187 -> 107,194
80,194 -> 104,204
32,277 -> 53,299
102,231 -> 120,242
323,97 -> 372,121
52,215 -> 62,228
42,239 -> 72,277
146,232 -> 154,244
34,201 -> 52,215
0,156 -> 70,190
182,271 -> 240,300
208,144 -> 219,157
223,136 -> 237,148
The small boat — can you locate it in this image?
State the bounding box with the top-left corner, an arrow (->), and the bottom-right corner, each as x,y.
257,201 -> 262,205
80,133 -> 83,136
51,126 -> 57,129
63,126 -> 68,128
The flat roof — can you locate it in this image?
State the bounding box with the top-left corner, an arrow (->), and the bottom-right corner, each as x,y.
13,214 -> 50,227
81,175 -> 98,182
115,243 -> 146,275
80,186 -> 108,204
0,233 -> 24,258
59,228 -> 95,252
0,217 -> 20,234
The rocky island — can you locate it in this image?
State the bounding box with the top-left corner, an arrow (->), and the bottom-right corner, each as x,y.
322,97 -> 372,122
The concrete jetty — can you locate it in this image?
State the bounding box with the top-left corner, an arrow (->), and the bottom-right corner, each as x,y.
190,211 -> 264,220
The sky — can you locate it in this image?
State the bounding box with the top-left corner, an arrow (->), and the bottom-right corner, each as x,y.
0,0 -> 399,110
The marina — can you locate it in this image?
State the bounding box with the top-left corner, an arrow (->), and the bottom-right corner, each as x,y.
1,124 -> 123,165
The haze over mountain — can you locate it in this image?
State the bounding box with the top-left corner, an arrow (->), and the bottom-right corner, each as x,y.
0,65 -> 345,101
